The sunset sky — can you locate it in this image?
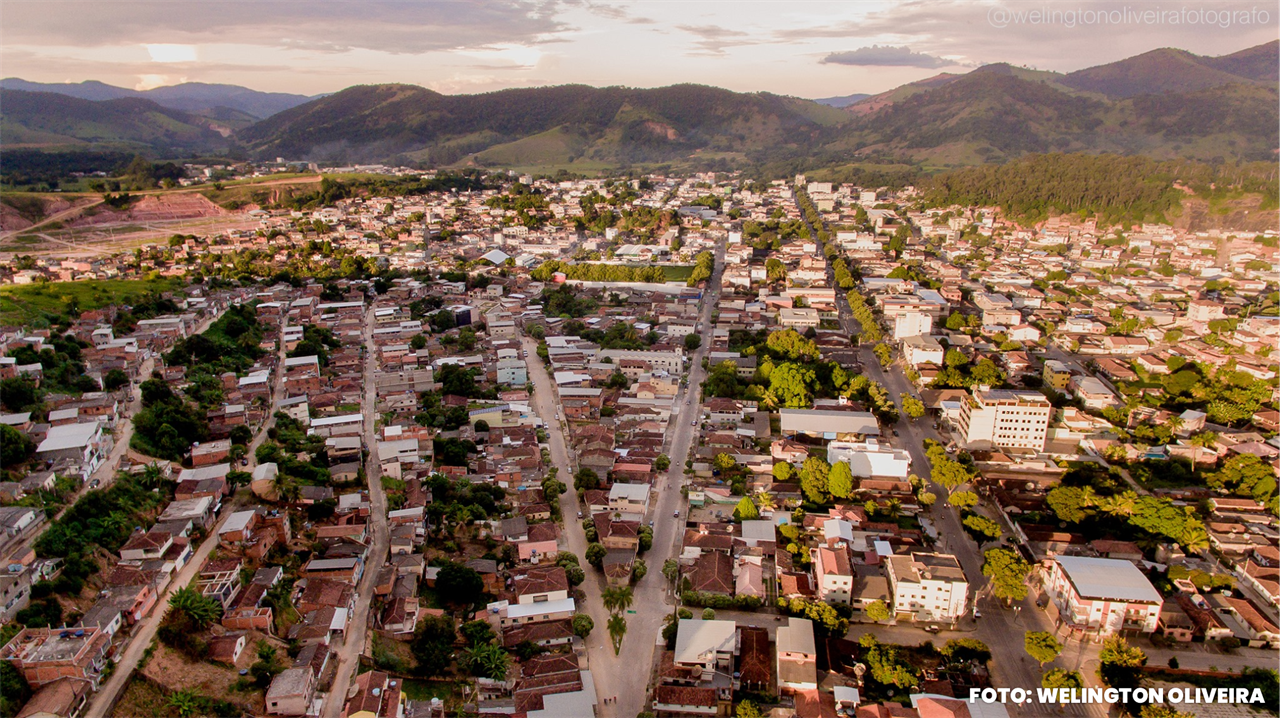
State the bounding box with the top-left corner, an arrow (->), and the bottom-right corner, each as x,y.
3,0 -> 1274,97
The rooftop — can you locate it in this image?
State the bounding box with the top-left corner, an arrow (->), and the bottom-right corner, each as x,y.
1054,555 -> 1161,604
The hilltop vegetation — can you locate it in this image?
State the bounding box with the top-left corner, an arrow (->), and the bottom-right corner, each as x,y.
926,154 -> 1280,225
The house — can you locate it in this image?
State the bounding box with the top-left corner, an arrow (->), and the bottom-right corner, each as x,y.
0,627 -> 111,688
811,546 -> 854,604
341,670 -> 403,718
686,551 -> 735,596
674,619 -> 738,678
608,482 -> 651,515
267,667 -> 317,716
885,552 -> 969,623
776,617 -> 817,692
513,566 -> 570,605
1044,556 -> 1161,634
1071,375 -> 1118,410
34,422 -> 107,477
13,677 -> 92,718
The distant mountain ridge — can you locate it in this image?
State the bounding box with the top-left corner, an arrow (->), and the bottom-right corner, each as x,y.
814,93 -> 871,108
0,78 -> 319,120
1,40 -> 1275,169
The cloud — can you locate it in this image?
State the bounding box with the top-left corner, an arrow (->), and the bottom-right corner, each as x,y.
821,45 -> 954,68
1,1 -> 572,55
675,24 -> 759,55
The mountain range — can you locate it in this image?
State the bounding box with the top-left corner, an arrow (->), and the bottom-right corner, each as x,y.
1,40 -> 1275,170
0,78 -> 318,121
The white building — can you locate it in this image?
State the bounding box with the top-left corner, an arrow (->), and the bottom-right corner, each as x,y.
826,440 -> 910,479
1044,556 -> 1161,635
893,312 -> 933,340
957,389 -> 1051,453
885,552 -> 969,623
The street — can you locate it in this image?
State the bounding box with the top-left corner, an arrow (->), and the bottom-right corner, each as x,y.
520,237 -> 727,716
320,306 -> 392,718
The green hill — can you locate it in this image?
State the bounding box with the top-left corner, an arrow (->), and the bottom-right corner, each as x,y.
0,89 -> 231,153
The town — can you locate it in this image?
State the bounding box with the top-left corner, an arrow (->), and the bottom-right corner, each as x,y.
0,166 -> 1277,718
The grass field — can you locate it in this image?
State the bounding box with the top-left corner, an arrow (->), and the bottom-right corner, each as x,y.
661,265 -> 695,281
0,276 -> 186,326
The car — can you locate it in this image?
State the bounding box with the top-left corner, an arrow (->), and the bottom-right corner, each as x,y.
648,520 -> 654,527
673,510 -> 680,518
973,608 -> 982,619
923,625 -> 941,634
577,511 -> 583,519
89,479 -> 100,488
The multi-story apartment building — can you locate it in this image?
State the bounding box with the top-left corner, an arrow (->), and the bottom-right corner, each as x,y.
1044,556 -> 1161,635
957,389 -> 1052,452
885,552 -> 969,623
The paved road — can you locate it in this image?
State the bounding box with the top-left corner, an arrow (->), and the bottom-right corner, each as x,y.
321,306 -> 392,718
519,238 -> 727,716
521,335 -> 616,702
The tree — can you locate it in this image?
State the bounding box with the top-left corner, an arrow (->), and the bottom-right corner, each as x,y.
572,613 -> 594,638
713,453 -> 737,471
655,454 -> 671,471
918,491 -> 937,507
873,343 -> 893,367
586,542 -> 607,568
702,607 -> 716,620
602,586 -> 634,614
168,586 -> 222,629
103,368 -> 130,391
460,620 -> 497,647
607,614 -> 627,654
1046,486 -> 1093,524
1139,706 -> 1194,718
662,559 -> 680,583
0,425 -> 34,467
941,638 -> 991,664
828,461 -> 854,499
684,333 -> 702,351
1025,631 -> 1063,666
1041,668 -> 1084,690
737,700 -> 762,718
983,548 -> 1030,604
1208,454 -> 1278,502
930,455 -> 974,495
461,642 -> 510,679
733,495 -> 759,521
799,456 -> 831,503
632,558 -> 647,581
865,600 -> 891,622
859,634 -> 919,689
948,490 -> 978,511
574,467 -> 601,491
1097,636 -> 1147,690
766,329 -> 820,362
772,462 -> 793,483
963,514 -> 1003,542
436,562 -> 485,609
412,614 -> 457,676
769,362 -> 815,408
901,394 -> 926,420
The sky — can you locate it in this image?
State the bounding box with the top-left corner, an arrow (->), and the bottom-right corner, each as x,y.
2,0 -> 1275,98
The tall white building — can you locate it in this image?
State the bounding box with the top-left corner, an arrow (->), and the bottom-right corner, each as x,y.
885,552 -> 969,623
893,311 -> 933,340
957,389 -> 1051,453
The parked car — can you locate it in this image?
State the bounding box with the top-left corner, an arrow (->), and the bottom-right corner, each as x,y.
673,510 -> 680,518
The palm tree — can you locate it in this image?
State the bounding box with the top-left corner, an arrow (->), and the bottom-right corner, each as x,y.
169,586 -> 222,629
602,586 -> 634,615
1101,491 -> 1138,518
607,614 -> 627,654
462,642 -> 510,679
754,491 -> 777,512
272,472 -> 300,503
758,389 -> 779,410
138,463 -> 165,490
